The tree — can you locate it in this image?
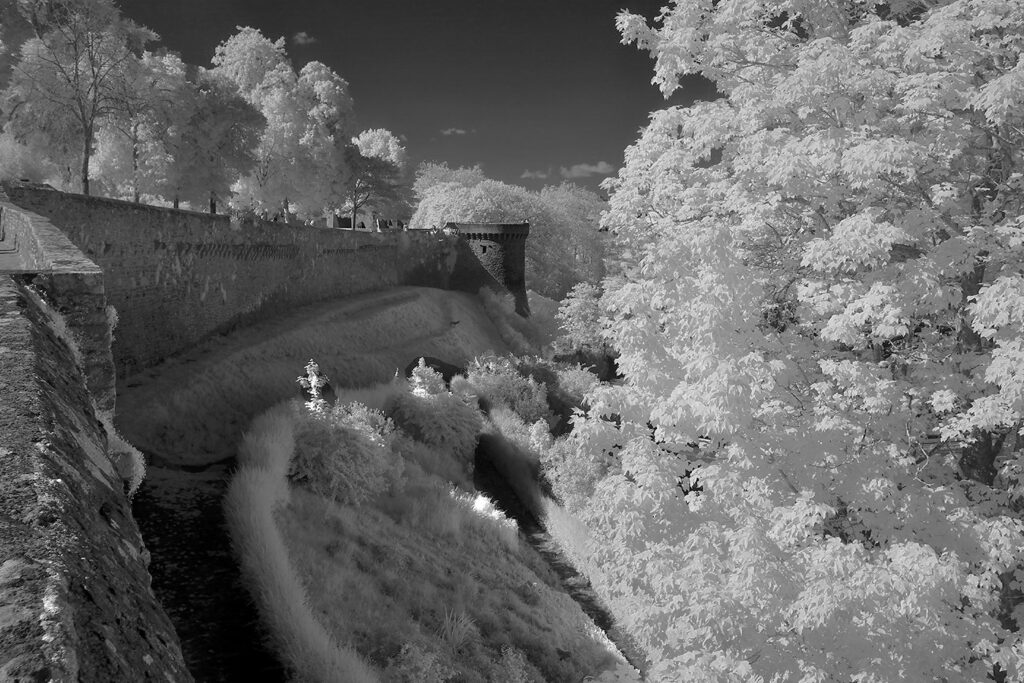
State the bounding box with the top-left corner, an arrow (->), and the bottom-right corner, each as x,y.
163,68 -> 263,210
290,61 -> 354,219
92,50 -> 187,202
2,0 -> 155,194
538,183 -> 607,284
346,127 -> 408,228
214,28 -> 354,221
212,27 -> 301,218
549,0 -> 1024,679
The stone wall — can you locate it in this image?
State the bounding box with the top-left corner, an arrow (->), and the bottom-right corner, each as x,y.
0,192 -> 115,414
4,185 -> 477,377
0,278 -> 190,682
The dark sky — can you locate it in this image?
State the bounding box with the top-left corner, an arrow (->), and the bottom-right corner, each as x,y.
117,0 -> 714,191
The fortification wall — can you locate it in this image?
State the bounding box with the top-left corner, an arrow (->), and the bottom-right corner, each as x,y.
4,185 -> 469,377
0,193 -> 116,413
0,278 -> 190,682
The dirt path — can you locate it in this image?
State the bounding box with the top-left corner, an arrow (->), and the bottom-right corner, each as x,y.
133,465 -> 284,682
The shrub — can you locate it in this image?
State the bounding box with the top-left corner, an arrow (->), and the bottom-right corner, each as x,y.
291,401 -> 404,505
408,358 -> 449,397
385,389 -> 482,466
554,365 -> 600,404
102,415 -> 147,498
391,431 -> 473,489
465,354 -> 552,425
539,433 -> 612,513
514,357 -> 599,435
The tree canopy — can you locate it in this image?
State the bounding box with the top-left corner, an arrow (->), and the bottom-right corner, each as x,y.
0,17 -> 379,221
546,0 -> 1024,679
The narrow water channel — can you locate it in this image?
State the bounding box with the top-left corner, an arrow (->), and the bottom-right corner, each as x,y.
472,437 -> 619,639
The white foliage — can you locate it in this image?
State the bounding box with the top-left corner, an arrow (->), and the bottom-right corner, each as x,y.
553,0 -> 1024,678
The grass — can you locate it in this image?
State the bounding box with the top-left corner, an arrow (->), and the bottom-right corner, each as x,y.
224,403 -> 378,682
228,368 -> 629,681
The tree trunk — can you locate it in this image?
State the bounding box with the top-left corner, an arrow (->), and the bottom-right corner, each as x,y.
132,137 -> 140,203
81,135 -> 91,196
959,429 -> 1005,485
282,197 -> 290,225
209,191 -> 216,215
173,195 -> 180,210
352,203 -> 357,231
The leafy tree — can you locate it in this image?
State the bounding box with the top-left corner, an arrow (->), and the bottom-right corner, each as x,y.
0,127 -> 56,181
215,27 -> 354,221
346,127 -> 408,228
538,183 -> 607,284
290,61 -> 354,219
92,50 -> 187,202
2,0 -> 155,194
551,0 -> 1024,679
163,69 -> 263,210
212,27 -> 301,217
209,25 -> 289,100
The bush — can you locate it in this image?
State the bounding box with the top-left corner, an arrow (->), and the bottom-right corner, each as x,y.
291,401 -> 404,505
385,390 -> 482,466
227,403 -> 378,683
465,355 -> 552,426
514,357 -> 599,435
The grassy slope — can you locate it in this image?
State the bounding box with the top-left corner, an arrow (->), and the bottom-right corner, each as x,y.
280,488 -> 623,682
228,396 -> 630,682
117,287 -> 509,467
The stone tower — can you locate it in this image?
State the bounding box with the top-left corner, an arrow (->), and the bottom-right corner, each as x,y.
447,222 -> 530,316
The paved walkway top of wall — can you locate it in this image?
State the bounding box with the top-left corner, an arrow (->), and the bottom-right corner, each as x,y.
0,190 -> 102,277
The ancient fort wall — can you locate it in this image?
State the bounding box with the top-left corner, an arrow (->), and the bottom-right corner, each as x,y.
5,185 -> 473,377
0,272 -> 189,680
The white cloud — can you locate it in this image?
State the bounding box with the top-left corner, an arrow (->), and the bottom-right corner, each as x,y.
520,169 -> 550,180
559,161 -> 614,179
292,31 -> 317,46
441,127 -> 468,136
